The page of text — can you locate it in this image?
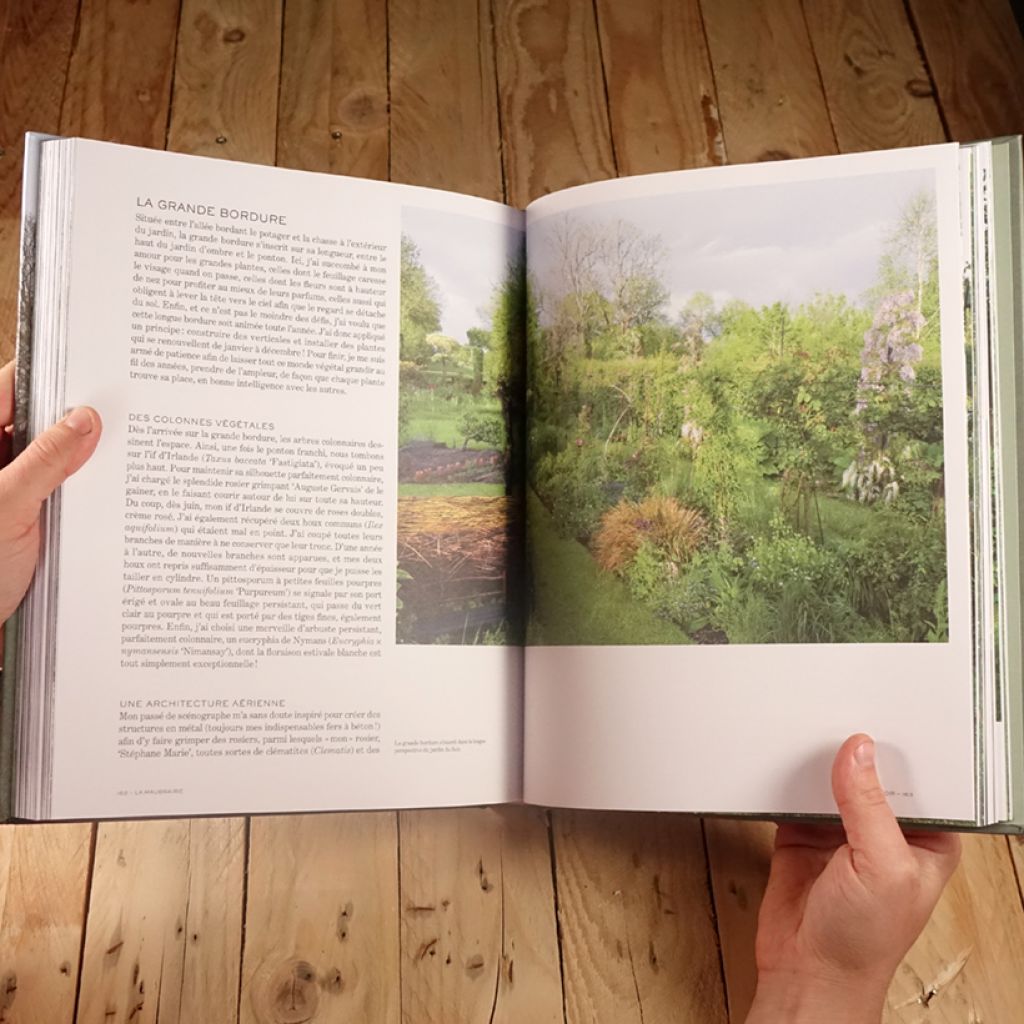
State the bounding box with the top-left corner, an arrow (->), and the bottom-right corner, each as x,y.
46,140 -> 524,818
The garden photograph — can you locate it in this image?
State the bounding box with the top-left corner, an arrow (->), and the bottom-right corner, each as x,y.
396,207 -> 525,644
525,170 -> 950,646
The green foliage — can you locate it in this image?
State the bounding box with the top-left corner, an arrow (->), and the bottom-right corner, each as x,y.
533,446 -> 616,541
527,491 -> 690,646
716,522 -> 867,643
400,236 -> 442,363
458,409 -> 505,449
522,191 -> 948,646
842,506 -> 948,641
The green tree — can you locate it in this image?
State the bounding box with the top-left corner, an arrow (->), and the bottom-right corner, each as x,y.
466,326 -> 491,394
676,291 -> 722,364
400,236 -> 442,364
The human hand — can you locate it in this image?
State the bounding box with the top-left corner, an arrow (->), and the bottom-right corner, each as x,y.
745,734 -> 961,1024
0,360 -> 102,622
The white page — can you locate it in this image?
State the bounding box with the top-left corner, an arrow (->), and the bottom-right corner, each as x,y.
43,140 -> 524,819
522,144 -> 978,822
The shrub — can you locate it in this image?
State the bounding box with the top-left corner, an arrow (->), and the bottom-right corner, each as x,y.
534,447 -> 614,541
648,544 -> 738,636
843,506 -> 947,641
458,409 -> 505,449
528,422 -> 562,468
594,495 -> 707,575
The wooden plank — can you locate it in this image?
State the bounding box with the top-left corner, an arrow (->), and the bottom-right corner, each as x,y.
1010,833 -> 1024,912
495,6 -> 731,1019
240,813 -> 400,1024
552,811 -> 727,1024
60,0 -> 181,147
703,820 -> 774,1024
803,0 -> 947,151
399,807 -> 562,1024
76,818 -> 245,1023
246,9 -> 400,1021
884,835 -> 1024,1021
594,0 -> 726,173
0,0 -> 80,363
167,0 -> 282,164
389,5 -> 562,1019
277,0 -> 389,180
0,823 -> 92,1024
906,0 -> 1024,140
700,0 -> 837,162
493,0 -> 616,207
389,0 -> 503,201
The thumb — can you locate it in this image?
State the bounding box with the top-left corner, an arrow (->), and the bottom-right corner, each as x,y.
832,733 -> 908,874
0,407 -> 101,533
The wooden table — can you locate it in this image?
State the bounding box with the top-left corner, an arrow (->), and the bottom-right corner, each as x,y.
2,1 -> 1024,1021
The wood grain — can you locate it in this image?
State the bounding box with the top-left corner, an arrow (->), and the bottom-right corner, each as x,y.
1010,833 -> 1024,911
2,6 -> 1021,1022
240,813 -> 400,1024
493,0 -> 616,207
0,0 -> 80,363
399,807 -> 561,1024
389,0 -> 503,201
906,0 -> 1024,140
277,0 -> 389,180
167,0 -> 282,164
552,811 -> 728,1024
802,0 -> 947,150
389,8 -> 562,1016
884,835 -> 1024,1021
594,0 -> 726,173
0,823 -> 92,1024
703,820 -> 775,1024
700,0 -> 837,162
60,0 -> 181,146
76,819 -> 245,1024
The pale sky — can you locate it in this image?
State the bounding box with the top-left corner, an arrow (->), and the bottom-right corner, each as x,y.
527,168 -> 935,315
403,206 -> 524,344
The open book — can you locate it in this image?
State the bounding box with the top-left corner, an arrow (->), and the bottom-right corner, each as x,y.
5,134 -> 1023,830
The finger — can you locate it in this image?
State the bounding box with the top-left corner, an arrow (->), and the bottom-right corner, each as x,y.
832,733 -> 908,873
0,361 -> 13,429
0,407 -> 101,533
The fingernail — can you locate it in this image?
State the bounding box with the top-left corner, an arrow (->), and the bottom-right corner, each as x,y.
64,408 -> 94,435
854,738 -> 875,768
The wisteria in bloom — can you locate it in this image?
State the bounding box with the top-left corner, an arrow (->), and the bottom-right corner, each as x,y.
855,290 -> 926,411
844,291 -> 927,504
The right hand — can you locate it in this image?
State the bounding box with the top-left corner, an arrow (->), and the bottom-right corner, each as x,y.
745,734 -> 961,1023
0,360 -> 102,622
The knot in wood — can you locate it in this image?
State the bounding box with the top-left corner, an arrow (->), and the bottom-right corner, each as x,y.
223,27 -> 246,43
338,90 -> 387,131
0,973 -> 16,1013
257,959 -> 319,1024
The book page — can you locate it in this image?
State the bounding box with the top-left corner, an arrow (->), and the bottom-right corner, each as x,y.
521,144 -> 979,823
40,139 -> 525,819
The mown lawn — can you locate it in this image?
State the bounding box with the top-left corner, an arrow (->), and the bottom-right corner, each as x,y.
527,489 -> 690,645
404,394 -> 502,449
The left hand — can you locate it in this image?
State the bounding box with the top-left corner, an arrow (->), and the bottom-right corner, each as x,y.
0,360 -> 102,621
